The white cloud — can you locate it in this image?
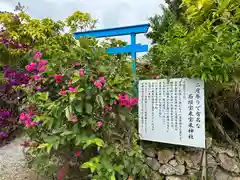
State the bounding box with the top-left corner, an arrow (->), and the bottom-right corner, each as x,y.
0,0 -> 166,56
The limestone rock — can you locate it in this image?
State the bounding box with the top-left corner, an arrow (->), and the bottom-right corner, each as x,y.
159,164 -> 185,176
165,176 -> 189,180
175,151 -> 185,165
213,146 -> 235,157
218,153 -> 240,173
214,168 -> 232,180
190,151 -> 202,168
145,157 -> 161,171
169,160 -> 178,167
206,137 -> 212,149
157,149 -> 174,164
207,154 -> 217,167
187,169 -> 198,176
232,177 -> 240,180
143,148 -> 156,158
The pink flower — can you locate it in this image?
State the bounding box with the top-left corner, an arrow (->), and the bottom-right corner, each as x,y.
104,106 -> 112,111
33,52 -> 42,60
97,121 -> 103,127
152,74 -> 161,79
94,80 -> 103,89
33,75 -> 42,81
19,113 -> 26,121
38,60 -> 48,67
25,63 -> 37,72
75,151 -> 81,157
31,121 -> 38,126
98,76 -> 105,84
55,75 -> 64,83
57,167 -> 66,180
79,69 -> 84,76
38,66 -> 47,73
36,87 -> 41,91
69,87 -> 77,93
75,63 -> 81,66
71,115 -> 78,122
59,90 -> 67,95
129,98 -> 138,106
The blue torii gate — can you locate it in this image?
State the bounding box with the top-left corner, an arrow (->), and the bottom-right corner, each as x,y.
74,24 -> 150,72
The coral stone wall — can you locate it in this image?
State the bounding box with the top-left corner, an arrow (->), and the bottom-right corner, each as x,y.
144,137 -> 240,180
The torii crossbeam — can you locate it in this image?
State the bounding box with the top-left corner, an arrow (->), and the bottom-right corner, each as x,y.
74,24 -> 150,72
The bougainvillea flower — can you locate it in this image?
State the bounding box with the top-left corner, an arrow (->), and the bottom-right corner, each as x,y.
25,63 -> 37,72
38,66 -> 47,73
19,113 -> 26,121
3,111 -> 9,117
57,167 -> 66,180
33,52 -> 42,60
152,74 -> 161,79
59,90 -> 67,95
38,59 -> 48,66
71,115 -> 78,122
129,98 -> 138,106
94,80 -> 103,89
33,75 -> 42,81
79,69 -> 84,76
0,132 -> 7,137
75,151 -> 81,157
36,87 -> 41,91
98,76 -> 105,84
69,87 -> 77,93
104,106 -> 112,111
55,75 -> 64,83
97,121 -> 103,127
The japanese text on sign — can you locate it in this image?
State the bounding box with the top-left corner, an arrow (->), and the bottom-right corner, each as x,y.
138,78 -> 205,148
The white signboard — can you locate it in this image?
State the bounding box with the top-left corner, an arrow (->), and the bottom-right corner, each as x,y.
138,78 -> 205,148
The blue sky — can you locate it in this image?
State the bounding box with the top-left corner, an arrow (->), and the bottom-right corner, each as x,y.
0,0 -> 165,45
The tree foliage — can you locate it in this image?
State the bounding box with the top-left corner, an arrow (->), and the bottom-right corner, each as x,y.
148,0 -> 240,143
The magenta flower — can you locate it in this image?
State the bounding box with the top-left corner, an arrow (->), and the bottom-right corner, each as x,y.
69,87 -> 77,93
33,52 -> 42,60
97,121 -> 103,127
94,80 -> 103,89
25,63 -> 37,72
38,66 -> 47,73
75,151 -> 81,157
79,69 -> 84,76
98,76 -> 105,84
3,111 -> 9,117
59,90 -> 67,95
36,87 -> 41,91
38,59 -> 48,66
33,75 -> 42,81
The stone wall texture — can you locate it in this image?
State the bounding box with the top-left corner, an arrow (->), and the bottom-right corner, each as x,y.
144,137 -> 240,180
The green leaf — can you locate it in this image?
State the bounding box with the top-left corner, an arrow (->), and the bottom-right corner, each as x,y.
93,138 -> 104,147
65,106 -> 72,121
47,144 -> 52,154
85,103 -> 93,114
37,143 -> 49,149
110,172 -> 116,180
72,76 -> 80,83
37,92 -> 49,101
60,130 -> 74,136
96,94 -> 104,108
74,102 -> 83,113
81,162 -> 93,169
